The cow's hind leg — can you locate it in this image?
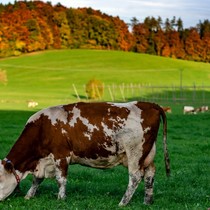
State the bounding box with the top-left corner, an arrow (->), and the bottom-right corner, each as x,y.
25,176 -> 44,199
119,169 -> 144,206
144,162 -> 155,205
55,159 -> 68,200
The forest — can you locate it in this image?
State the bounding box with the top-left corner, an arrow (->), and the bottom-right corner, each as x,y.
0,1 -> 210,62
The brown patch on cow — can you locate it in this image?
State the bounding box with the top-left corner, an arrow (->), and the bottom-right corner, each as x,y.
62,102 -> 130,159
7,114 -> 71,172
135,102 -> 162,167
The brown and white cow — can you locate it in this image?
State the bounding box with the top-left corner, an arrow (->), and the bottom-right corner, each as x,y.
195,106 -> 209,113
162,106 -> 172,113
0,101 -> 170,206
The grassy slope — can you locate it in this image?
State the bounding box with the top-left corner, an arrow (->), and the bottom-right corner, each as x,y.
0,49 -> 210,110
0,51 -> 210,209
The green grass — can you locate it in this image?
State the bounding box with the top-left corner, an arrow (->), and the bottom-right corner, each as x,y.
0,109 -> 210,209
0,50 -> 210,209
0,49 -> 210,110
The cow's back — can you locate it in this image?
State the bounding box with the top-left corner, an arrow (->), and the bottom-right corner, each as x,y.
62,102 -> 142,167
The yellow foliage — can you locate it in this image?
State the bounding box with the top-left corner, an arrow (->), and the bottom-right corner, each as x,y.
15,40 -> 26,50
86,79 -> 104,99
0,70 -> 8,85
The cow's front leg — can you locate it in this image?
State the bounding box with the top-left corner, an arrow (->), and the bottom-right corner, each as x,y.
55,159 -> 68,200
119,170 -> 143,206
56,173 -> 67,200
25,176 -> 44,199
144,162 -> 155,205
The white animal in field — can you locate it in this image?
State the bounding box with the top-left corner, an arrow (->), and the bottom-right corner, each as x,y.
28,101 -> 38,108
183,106 -> 195,114
195,106 -> 209,113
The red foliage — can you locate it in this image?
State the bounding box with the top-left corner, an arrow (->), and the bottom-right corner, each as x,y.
0,1 -> 210,62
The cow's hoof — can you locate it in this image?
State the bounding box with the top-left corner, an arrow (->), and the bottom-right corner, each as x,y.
24,195 -> 31,200
144,197 -> 153,205
118,201 -> 127,207
57,195 -> 66,200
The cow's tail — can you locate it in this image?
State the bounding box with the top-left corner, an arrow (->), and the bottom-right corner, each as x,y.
159,106 -> 170,177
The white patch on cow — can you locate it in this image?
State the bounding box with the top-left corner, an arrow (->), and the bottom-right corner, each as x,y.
0,160 -> 27,201
55,166 -> 67,199
27,110 -> 42,124
47,106 -> 68,125
84,132 -> 91,140
69,106 -> 99,140
69,107 -> 80,127
108,116 -> 126,126
0,171 -> 16,200
55,159 -> 61,166
27,106 -> 68,126
117,102 -> 144,172
66,156 -> 71,164
101,122 -> 113,137
108,101 -> 137,108
144,127 -> 151,134
61,128 -> 67,135
33,154 -> 56,178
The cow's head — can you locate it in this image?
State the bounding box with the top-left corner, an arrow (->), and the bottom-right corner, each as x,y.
0,160 -> 19,201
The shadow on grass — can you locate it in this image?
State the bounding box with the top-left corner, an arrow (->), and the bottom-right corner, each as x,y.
125,89 -> 210,107
0,110 -> 35,159
72,94 -> 87,100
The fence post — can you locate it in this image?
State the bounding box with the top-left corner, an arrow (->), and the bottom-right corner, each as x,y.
193,83 -> 196,102
72,84 -> 80,101
119,83 -> 125,101
202,83 -> 205,104
108,86 -> 114,101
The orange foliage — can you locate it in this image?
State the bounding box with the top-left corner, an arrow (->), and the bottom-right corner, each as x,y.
0,1 -> 210,62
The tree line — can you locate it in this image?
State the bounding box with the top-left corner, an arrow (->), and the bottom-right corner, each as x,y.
0,1 -> 210,62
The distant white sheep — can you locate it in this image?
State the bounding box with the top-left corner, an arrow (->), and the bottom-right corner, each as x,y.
183,106 -> 195,114
28,101 -> 38,108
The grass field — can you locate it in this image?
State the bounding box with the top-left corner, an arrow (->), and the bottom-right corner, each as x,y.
0,49 -> 210,110
0,108 -> 210,210
0,50 -> 210,209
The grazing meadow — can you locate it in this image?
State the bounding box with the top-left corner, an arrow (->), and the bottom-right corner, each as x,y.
0,49 -> 210,209
0,49 -> 210,109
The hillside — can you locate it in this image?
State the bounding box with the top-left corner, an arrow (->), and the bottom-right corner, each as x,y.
0,49 -> 210,110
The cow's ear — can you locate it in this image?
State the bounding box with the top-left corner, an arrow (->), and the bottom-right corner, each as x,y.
4,161 -> 14,173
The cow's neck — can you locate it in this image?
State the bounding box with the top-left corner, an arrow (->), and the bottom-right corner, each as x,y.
6,133 -> 40,173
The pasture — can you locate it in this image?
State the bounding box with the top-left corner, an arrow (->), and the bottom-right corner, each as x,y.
0,49 -> 210,209
0,108 -> 210,209
0,49 -> 210,110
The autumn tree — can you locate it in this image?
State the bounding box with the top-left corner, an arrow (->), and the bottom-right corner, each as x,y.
1,2 -> 210,62
184,28 -> 203,61
0,70 -> 7,85
86,79 -> 104,99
